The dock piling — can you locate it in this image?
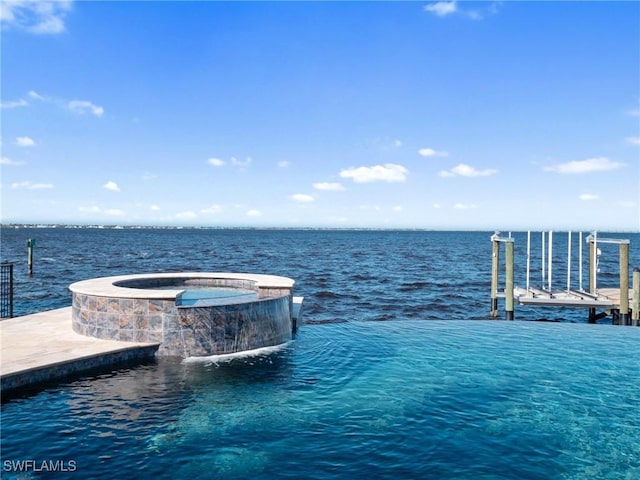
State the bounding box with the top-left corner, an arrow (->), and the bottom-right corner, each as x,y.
588,234 -> 597,323
547,230 -> 553,291
491,236 -> 500,317
505,239 -> 514,320
588,233 -> 597,295
490,233 -> 514,320
566,231 -> 572,291
619,242 -> 630,325
632,268 -> 639,327
27,238 -> 35,276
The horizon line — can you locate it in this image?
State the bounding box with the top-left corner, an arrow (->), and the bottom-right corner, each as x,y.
1,223 -> 639,234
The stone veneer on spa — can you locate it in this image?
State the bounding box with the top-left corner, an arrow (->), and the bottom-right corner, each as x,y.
69,273 -> 297,358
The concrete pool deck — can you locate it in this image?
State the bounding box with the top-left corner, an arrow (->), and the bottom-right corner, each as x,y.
0,307 -> 159,393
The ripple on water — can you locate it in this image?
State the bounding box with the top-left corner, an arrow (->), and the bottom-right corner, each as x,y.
2,321 -> 640,479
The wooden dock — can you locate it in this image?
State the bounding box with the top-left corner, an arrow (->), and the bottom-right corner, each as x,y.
511,287 -> 633,309
491,231 -> 639,325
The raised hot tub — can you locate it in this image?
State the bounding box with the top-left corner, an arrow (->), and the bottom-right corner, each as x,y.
69,272 -> 300,358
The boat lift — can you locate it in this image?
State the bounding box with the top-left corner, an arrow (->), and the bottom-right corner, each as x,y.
490,231 -> 638,325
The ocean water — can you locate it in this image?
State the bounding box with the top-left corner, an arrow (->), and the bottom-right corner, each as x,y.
1,228 -> 638,322
1,228 -> 639,479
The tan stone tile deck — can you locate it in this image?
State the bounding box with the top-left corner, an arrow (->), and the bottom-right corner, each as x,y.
1,307 -> 159,393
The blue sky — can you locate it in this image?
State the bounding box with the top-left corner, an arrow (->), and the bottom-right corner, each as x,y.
1,1 -> 639,230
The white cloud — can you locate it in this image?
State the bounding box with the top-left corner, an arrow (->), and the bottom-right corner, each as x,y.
371,137 -> 404,150
579,194 -> 599,201
359,204 -> 382,211
424,0 -> 500,20
12,90 -> 105,118
103,181 -> 120,192
29,16 -> 64,34
1,2 -> 16,22
28,90 -> 45,101
78,205 -> 101,213
11,181 -> 53,190
68,100 -> 104,117
231,156 -> 252,169
453,203 -> 478,209
246,209 -> 262,217
313,182 -> 345,191
176,211 -> 197,220
1,99 -> 28,109
432,203 -> 442,209
1,156 -> 24,166
543,157 -> 625,174
627,108 -> 640,117
439,163 -> 498,177
201,204 -> 223,214
291,193 -> 315,203
392,205 -> 403,212
207,156 -> 254,169
15,136 -> 35,147
340,163 -> 408,183
1,0 -> 73,34
104,208 -> 124,216
150,205 -> 160,211
466,10 -> 483,20
626,136 -> 640,146
277,160 -> 291,168
424,1 -> 457,17
618,200 -> 636,208
418,147 -> 449,158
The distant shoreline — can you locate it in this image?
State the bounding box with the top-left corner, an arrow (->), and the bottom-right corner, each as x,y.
1,224 -> 639,234
0,223 -> 478,232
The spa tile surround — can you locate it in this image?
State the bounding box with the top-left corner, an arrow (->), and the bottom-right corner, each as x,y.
70,273 -> 296,358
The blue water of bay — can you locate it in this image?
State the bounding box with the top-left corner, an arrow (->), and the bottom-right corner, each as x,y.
1,228 -> 639,478
2,228 -> 638,322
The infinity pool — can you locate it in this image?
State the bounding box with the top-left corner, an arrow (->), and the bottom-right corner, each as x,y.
2,320 -> 639,479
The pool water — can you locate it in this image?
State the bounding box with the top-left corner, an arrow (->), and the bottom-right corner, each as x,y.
175,287 -> 258,306
2,320 -> 639,479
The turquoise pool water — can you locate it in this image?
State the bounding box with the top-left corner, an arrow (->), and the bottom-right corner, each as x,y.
175,287 -> 258,306
2,320 -> 639,479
